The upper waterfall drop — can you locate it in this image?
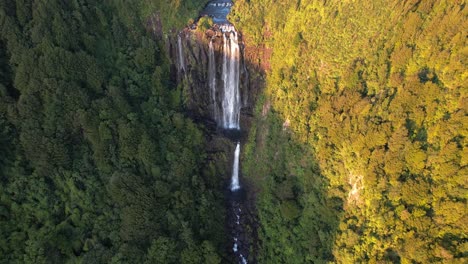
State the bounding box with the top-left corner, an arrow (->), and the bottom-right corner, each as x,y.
221,26 -> 241,130
208,40 -> 219,122
177,34 -> 185,73
200,1 -> 241,130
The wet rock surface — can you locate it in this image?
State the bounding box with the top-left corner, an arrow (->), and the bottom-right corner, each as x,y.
173,26 -> 262,262
226,187 -> 259,264
171,27 -> 255,130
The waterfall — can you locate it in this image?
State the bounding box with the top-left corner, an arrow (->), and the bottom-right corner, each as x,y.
208,25 -> 241,129
221,28 -> 241,130
177,34 -> 185,73
199,17 -> 248,262
221,29 -> 245,262
230,142 -> 241,191
208,40 -> 219,122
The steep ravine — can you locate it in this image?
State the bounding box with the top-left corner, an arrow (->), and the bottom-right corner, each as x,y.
163,3 -> 265,262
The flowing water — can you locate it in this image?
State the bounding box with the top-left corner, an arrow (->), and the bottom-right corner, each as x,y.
200,2 -> 249,262
230,143 -> 241,191
208,40 -> 219,122
222,27 -> 249,264
207,25 -> 241,130
177,34 -> 185,73
221,26 -> 241,130
215,25 -> 249,264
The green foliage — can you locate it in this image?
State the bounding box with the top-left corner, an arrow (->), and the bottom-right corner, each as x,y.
0,0 -> 224,263
138,0 -> 209,31
234,0 -> 467,263
198,16 -> 214,32
243,113 -> 339,263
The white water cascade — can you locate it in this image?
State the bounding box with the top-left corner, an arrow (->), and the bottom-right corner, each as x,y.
221,28 -> 246,262
221,27 -> 241,130
177,34 -> 186,73
207,25 -> 241,130
208,40 -> 219,122
204,21 -> 247,263
230,142 -> 241,191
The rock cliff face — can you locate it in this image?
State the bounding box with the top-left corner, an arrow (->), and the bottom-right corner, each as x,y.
169,26 -> 259,132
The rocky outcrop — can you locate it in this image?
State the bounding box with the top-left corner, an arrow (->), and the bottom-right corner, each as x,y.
169,26 -> 258,133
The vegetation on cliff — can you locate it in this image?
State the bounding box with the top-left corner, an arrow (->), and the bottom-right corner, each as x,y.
1,0 -> 466,263
233,0 -> 467,263
0,0 -> 226,263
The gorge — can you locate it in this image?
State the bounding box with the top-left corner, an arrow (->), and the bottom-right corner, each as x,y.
0,0 -> 465,263
174,1 -> 255,262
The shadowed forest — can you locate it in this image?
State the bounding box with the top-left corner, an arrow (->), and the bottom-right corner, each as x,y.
0,0 -> 466,263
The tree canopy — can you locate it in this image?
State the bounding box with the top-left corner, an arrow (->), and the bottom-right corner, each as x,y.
0,0 -> 227,263
233,0 -> 467,263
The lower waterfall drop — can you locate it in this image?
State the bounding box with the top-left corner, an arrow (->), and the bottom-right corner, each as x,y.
230,142 -> 241,191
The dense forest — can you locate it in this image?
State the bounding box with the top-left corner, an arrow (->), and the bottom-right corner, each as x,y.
0,0 -> 229,263
0,0 -> 466,263
232,0 -> 467,263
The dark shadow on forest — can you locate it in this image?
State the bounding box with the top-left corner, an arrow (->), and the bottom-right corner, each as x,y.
242,107 -> 344,263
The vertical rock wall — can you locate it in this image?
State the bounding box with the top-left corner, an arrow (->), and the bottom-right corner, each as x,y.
171,27 -> 254,130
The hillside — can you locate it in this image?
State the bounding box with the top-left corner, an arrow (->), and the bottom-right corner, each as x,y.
0,1 -> 228,263
0,0 -> 466,263
232,0 -> 467,263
